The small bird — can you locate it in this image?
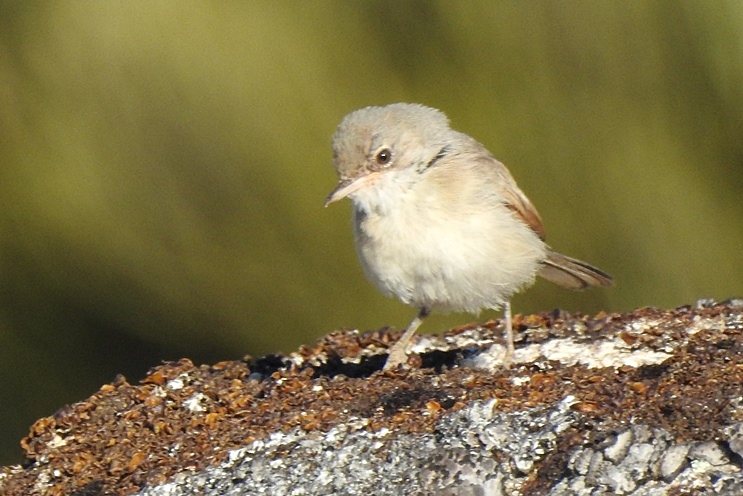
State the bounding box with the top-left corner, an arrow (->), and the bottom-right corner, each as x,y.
324,103 -> 612,370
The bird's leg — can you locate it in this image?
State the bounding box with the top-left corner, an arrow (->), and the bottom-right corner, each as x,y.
384,307 -> 430,370
503,300 -> 514,366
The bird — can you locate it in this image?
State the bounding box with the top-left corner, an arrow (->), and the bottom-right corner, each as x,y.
324,103 -> 612,370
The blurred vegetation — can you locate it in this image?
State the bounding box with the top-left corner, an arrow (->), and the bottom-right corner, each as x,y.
1,2 -> 742,464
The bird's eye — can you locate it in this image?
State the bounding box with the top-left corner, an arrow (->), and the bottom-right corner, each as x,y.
375,148 -> 392,166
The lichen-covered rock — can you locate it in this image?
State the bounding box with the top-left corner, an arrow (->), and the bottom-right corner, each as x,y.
2,299 -> 743,495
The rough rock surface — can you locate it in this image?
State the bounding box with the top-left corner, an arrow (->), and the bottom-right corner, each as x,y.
1,299 -> 743,495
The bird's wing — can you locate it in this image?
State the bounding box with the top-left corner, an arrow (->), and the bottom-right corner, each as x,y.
489,159 -> 546,240
501,182 -> 546,240
452,137 -> 547,240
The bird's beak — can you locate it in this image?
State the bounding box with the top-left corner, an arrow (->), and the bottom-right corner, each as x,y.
323,171 -> 380,207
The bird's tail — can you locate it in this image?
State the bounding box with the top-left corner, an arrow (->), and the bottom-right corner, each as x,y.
538,251 -> 613,290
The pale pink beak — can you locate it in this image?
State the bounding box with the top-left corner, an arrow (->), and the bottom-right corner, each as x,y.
323,171 -> 381,207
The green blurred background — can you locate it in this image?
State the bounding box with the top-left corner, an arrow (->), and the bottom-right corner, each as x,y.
1,2 -> 742,464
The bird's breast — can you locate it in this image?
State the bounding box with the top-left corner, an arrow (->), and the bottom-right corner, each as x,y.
350,187 -> 547,313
